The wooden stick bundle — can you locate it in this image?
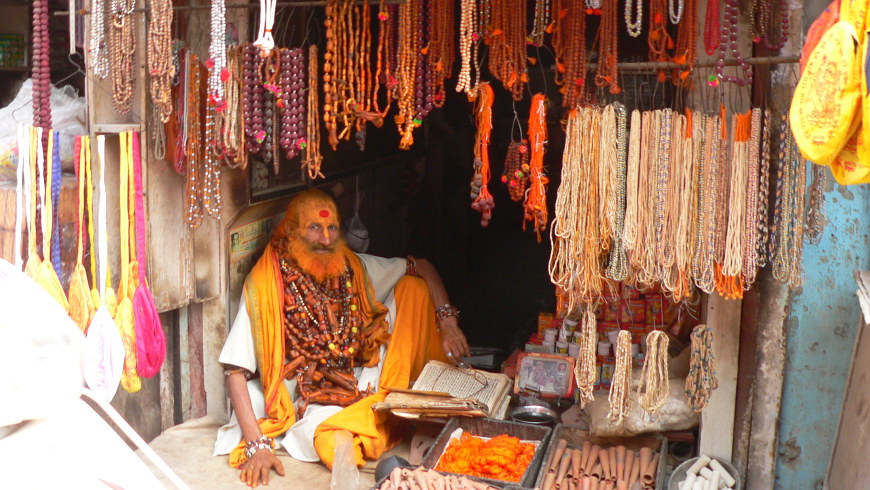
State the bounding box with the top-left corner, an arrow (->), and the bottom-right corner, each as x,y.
542,441 -> 661,490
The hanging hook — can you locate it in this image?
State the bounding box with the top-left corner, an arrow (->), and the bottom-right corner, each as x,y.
511,99 -> 523,142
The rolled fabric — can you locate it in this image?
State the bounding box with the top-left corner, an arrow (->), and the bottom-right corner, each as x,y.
591,463 -> 603,480
623,449 -> 635,483
708,460 -> 736,488
584,445 -> 601,476
544,473 -> 557,490
599,448 -> 611,481
691,477 -> 706,490
687,455 -> 712,476
572,448 -> 583,484
582,476 -> 593,490
642,454 -> 659,486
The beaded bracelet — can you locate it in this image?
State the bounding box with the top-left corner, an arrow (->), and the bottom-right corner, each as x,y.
244,435 -> 275,459
434,304 -> 460,330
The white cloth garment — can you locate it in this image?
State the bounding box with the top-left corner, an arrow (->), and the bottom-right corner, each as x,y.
214,254 -> 406,461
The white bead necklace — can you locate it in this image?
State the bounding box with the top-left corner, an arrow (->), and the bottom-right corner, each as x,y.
253,0 -> 277,55
625,0 -> 643,37
669,0 -> 685,23
208,0 -> 227,105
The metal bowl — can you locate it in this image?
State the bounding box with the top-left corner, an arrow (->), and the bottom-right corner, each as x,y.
510,405 -> 558,426
667,456 -> 742,490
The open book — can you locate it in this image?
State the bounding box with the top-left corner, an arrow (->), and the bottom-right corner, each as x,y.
373,360 -> 513,420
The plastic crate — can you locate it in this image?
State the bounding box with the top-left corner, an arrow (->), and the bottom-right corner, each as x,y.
534,423 -> 667,489
421,417 -> 553,488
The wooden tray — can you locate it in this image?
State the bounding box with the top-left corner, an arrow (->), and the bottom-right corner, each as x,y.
421,417 -> 553,489
533,424 -> 667,489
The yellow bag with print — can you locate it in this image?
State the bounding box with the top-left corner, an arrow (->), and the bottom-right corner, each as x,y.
791,21 -> 862,166
832,125 -> 870,184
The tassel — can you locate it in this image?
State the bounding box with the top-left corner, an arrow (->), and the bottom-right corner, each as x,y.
637,330 -> 670,415
608,330 -> 633,423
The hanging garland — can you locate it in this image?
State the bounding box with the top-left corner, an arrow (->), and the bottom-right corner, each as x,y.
470,83 -> 495,227
523,94 -> 549,239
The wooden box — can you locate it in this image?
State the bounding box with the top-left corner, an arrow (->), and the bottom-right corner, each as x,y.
421,417 -> 553,488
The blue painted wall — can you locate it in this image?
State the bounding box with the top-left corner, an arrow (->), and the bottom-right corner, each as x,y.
775,177 -> 870,489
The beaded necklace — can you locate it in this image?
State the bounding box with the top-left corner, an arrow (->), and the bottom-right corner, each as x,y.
624,0 -> 643,37
185,54 -> 204,228
489,0 -> 528,101
302,44 -> 324,180
685,325 -> 717,412
524,94 -> 549,239
323,0 -> 341,149
258,49 -> 280,168
242,44 -> 264,156
716,0 -> 753,86
33,0 -> 52,131
673,110 -> 697,299
148,0 -> 174,122
89,0 -> 109,79
595,0 -> 620,94
750,0 -> 789,50
741,108 -> 761,289
395,0 -> 420,149
622,109 -> 642,252
109,0 -> 137,114
277,255 -> 363,374
413,0 -> 433,121
221,46 -> 247,169
530,0 -> 551,47
470,83 -> 495,227
455,0 -> 476,94
755,108 -> 772,268
429,0 -> 454,107
207,0 -> 228,109
654,109 -> 674,274
719,111 -> 751,299
501,140 -> 530,202
202,105 -> 222,219
648,0 -> 674,80
254,0 -> 277,55
702,0 -> 720,56
278,48 -> 307,160
605,103 -> 628,282
373,0 -> 397,115
672,0 -> 697,86
804,164 -> 827,245
552,0 -> 587,108
598,104 -> 617,249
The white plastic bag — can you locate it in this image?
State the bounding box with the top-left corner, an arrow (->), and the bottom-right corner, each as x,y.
330,430 -> 361,490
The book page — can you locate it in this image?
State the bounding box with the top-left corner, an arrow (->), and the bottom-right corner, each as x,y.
412,360 -> 511,416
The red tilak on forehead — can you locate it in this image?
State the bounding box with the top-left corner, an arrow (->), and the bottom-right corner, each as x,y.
319,209 -> 330,218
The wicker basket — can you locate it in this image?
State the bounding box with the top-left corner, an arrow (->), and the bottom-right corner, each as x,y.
421,417 -> 553,488
534,424 -> 667,489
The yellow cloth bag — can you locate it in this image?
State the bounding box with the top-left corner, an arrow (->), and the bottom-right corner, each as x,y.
68,135 -> 96,332
832,125 -> 870,184
791,21 -> 862,166
33,129 -> 69,312
117,131 -> 141,393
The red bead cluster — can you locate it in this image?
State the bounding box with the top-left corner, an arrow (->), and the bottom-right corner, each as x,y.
243,45 -> 264,156
413,0 -> 433,122
32,0 -> 52,133
501,140 -> 531,202
278,48 -> 307,160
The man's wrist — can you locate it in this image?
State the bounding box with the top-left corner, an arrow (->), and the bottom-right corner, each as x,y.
244,435 -> 275,459
434,304 -> 460,331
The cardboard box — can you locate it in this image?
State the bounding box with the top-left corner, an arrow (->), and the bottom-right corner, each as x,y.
619,299 -> 646,324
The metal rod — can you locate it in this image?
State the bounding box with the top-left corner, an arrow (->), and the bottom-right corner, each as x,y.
586,55 -> 799,72
55,0 -> 404,16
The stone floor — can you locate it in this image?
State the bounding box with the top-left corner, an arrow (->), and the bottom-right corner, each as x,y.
141,416 -> 411,490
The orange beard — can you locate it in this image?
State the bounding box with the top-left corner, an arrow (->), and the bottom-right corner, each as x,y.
286,235 -> 349,283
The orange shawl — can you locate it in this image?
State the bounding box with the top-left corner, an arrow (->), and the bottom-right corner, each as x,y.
228,245 -> 390,467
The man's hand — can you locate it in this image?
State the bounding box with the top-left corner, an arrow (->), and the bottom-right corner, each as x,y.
439,316 -> 471,362
239,449 -> 285,488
